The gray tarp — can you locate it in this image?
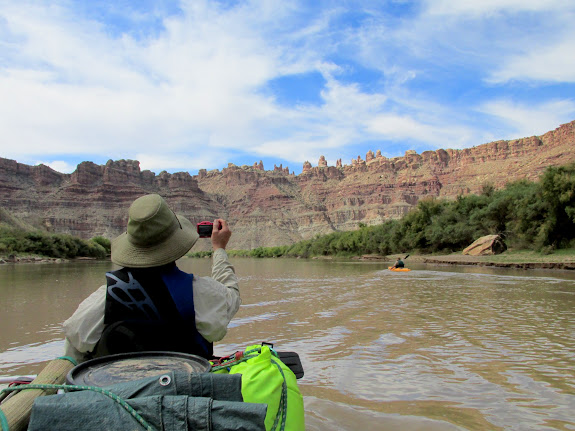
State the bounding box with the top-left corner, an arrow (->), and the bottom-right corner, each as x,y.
28,371 -> 267,431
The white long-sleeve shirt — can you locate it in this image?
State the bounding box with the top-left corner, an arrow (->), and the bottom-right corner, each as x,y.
63,248 -> 240,362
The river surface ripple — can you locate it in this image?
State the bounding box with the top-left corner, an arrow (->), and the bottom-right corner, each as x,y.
1,259 -> 574,430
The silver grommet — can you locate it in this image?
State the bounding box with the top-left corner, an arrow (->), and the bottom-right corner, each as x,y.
159,375 -> 171,386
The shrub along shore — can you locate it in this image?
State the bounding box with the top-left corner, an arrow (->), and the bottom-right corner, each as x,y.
0,229 -> 111,263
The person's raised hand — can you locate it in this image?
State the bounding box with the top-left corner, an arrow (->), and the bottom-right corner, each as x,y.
211,218 -> 231,250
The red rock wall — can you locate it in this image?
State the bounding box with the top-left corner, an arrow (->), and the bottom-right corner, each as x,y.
1,120 -> 574,249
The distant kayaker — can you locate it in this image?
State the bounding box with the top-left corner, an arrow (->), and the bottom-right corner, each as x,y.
62,194 -> 240,362
393,257 -> 405,268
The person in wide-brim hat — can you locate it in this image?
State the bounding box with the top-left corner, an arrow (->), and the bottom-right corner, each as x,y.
111,193 -> 199,268
62,193 -> 240,363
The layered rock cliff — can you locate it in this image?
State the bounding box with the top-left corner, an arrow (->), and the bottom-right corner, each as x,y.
1,120 -> 574,250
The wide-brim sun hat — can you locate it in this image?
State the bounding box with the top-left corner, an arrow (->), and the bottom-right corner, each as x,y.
111,194 -> 199,268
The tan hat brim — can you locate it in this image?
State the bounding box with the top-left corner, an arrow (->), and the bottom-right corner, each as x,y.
111,214 -> 199,268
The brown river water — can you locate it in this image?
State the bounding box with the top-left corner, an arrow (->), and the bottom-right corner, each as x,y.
1,258 -> 575,430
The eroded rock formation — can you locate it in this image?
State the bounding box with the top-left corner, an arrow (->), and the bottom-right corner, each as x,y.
1,120 -> 574,250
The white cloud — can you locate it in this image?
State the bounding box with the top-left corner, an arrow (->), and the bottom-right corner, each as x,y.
136,152 -> 222,173
478,99 -> 575,138
424,0 -> 574,16
367,115 -> 428,140
0,2 -> 150,90
0,1 -> 287,164
366,114 -> 477,150
390,0 -> 575,87
488,38 -> 575,83
0,0 -> 574,174
38,160 -> 77,174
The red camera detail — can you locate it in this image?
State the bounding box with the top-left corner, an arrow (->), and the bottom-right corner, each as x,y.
197,221 -> 222,238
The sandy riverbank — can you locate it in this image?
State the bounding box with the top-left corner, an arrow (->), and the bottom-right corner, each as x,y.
403,251 -> 574,270
359,250 -> 575,270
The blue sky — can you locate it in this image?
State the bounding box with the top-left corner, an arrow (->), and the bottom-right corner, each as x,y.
1,0 -> 574,175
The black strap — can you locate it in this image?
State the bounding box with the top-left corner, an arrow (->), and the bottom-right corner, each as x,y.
277,351 -> 304,379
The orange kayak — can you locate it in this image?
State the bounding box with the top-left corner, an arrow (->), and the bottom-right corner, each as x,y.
388,266 -> 411,272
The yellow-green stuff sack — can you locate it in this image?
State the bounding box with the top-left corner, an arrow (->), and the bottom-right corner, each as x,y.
213,345 -> 305,431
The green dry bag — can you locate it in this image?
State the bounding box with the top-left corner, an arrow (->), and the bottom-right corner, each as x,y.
212,344 -> 305,431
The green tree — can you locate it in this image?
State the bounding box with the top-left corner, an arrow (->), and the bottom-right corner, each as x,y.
91,236 -> 111,254
536,163 -> 575,247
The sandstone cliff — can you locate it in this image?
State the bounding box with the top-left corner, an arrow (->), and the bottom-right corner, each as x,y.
1,120 -> 574,250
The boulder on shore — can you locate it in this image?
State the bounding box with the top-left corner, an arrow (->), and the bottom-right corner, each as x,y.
463,235 -> 507,256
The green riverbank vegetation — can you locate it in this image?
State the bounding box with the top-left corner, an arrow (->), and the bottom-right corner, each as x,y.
0,228 -> 111,260
192,163 -> 575,259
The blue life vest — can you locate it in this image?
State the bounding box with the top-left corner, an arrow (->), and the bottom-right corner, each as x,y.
97,263 -> 213,358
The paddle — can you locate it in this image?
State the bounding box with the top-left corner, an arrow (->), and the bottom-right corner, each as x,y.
389,254 -> 409,270
0,375 -> 35,385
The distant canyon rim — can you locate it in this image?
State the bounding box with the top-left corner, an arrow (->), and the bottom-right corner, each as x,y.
1,120 -> 574,250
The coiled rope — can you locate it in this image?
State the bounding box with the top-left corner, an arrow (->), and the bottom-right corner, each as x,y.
269,357 -> 288,431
